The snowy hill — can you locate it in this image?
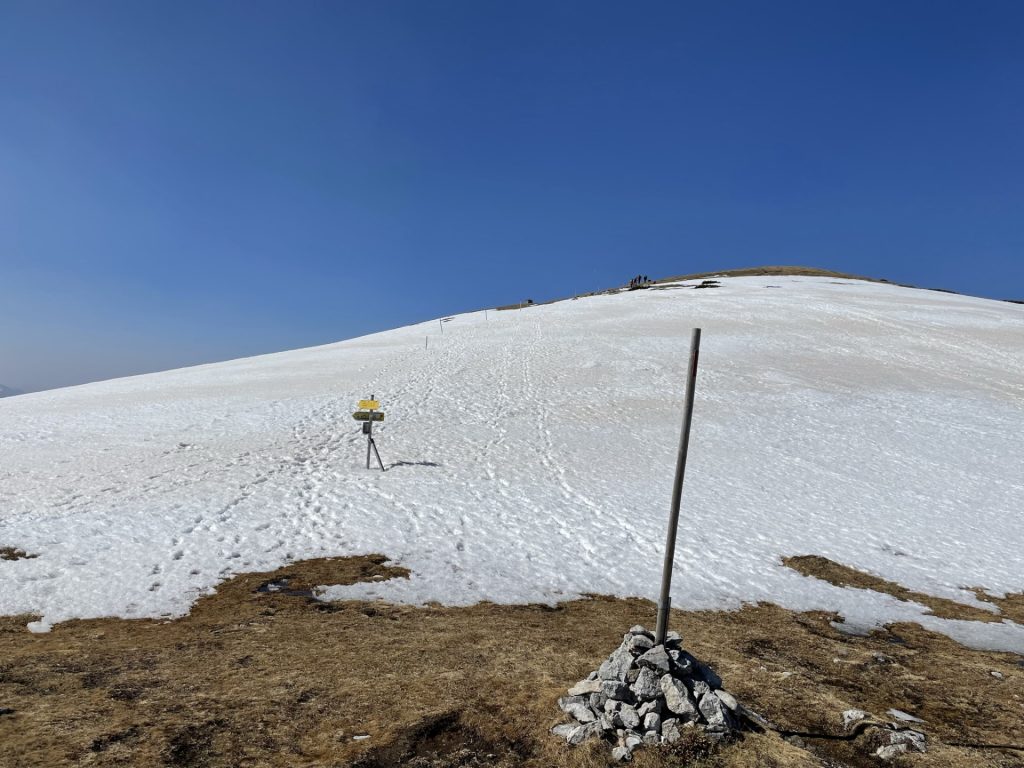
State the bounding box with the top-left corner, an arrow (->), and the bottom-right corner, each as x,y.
1,276 -> 1022,649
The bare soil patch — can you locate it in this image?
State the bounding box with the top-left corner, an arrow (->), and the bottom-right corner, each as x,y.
0,547 -> 37,561
2,555 -> 1022,767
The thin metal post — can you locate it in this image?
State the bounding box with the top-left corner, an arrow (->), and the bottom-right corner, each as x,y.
365,393 -> 374,470
654,328 -> 701,645
370,437 -> 385,471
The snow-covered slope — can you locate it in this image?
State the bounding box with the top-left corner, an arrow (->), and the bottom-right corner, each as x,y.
1,276 -> 1022,649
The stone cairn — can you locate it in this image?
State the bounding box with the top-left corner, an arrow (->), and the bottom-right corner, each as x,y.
551,625 -> 740,761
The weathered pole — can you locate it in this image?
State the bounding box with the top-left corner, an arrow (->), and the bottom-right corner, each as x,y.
654,328 -> 701,645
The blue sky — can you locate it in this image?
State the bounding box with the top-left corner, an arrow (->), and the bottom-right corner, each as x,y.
1,1 -> 1022,392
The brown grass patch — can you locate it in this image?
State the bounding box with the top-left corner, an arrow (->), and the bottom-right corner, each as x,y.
492,266 -> 896,313
0,546 -> 37,561
969,590 -> 1024,625
655,266 -> 891,285
2,556 -> 1023,767
783,555 -> 1016,624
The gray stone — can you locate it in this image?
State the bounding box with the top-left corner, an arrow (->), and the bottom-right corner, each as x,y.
887,708 -> 924,724
599,644 -> 634,681
637,699 -> 662,718
890,730 -> 927,752
842,708 -> 869,730
691,680 -> 712,701
568,679 -> 602,696
619,703 -> 641,730
625,668 -> 640,684
627,633 -> 654,655
631,667 -> 662,701
629,625 -> 654,638
637,645 -> 671,674
558,696 -> 597,723
557,695 -> 586,712
668,649 -> 693,676
693,661 -> 722,688
604,699 -> 622,715
589,692 -> 607,712
550,723 -> 576,740
602,680 -> 632,701
642,730 -> 660,745
661,718 -> 681,744
611,746 -> 632,762
599,713 -> 615,731
716,690 -> 739,711
643,712 -> 661,733
566,721 -> 601,745
660,675 -> 698,721
698,690 -> 731,732
586,670 -> 598,681
665,630 -> 682,644
875,744 -> 908,761
873,732 -> 926,763
624,732 -> 642,750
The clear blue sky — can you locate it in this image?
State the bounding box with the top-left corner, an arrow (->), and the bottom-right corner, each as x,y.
2,1 -> 1022,392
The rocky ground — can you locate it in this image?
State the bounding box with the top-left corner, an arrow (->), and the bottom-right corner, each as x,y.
1,554 -> 1023,767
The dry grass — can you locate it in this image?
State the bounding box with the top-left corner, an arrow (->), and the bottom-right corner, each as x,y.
783,555 -> 1024,624
492,266 -> 895,313
2,555 -> 1023,768
0,547 -> 37,562
654,266 -> 891,286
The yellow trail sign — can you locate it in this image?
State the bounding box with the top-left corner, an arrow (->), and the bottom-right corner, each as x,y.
358,399 -> 380,410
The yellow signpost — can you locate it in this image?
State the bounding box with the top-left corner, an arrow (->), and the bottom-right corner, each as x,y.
358,399 -> 380,410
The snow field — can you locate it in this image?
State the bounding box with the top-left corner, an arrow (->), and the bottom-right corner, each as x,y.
1,276 -> 1022,650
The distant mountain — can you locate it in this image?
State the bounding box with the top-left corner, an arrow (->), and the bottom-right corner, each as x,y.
0,384 -> 23,398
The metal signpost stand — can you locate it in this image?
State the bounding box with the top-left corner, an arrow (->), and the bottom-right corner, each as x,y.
353,395 -> 386,471
654,328 -> 702,646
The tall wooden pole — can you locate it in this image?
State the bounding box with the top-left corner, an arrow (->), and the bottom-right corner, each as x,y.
654,328 -> 701,645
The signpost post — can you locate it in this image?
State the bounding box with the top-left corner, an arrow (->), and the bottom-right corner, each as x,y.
654,328 -> 701,646
353,396 -> 386,471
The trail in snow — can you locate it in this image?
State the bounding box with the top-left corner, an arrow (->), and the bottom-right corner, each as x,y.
1,276 -> 1022,651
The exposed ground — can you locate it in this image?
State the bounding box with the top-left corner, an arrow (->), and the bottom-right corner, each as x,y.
2,555 -> 1023,768
655,266 -> 891,286
494,264 -> 1015,311
784,556 -> 1024,625
0,547 -> 37,562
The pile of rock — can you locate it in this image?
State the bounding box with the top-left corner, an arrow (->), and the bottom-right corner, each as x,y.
843,709 -> 928,761
551,625 -> 740,761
